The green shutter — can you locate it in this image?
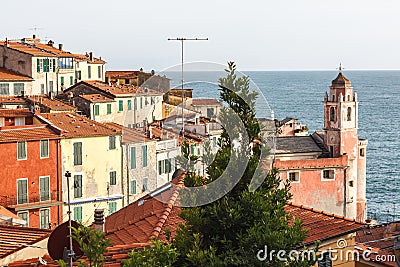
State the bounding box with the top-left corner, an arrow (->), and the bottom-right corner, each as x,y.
142,145 -> 147,167
131,180 -> 136,194
53,59 -> 56,72
94,105 -> 99,116
107,103 -> 111,114
17,180 -> 28,204
131,147 -> 136,168
118,100 -> 123,111
60,77 -> 64,86
37,59 -> 40,72
74,206 -> 82,222
70,76 -> 73,86
40,176 -> 50,201
134,98 -> 137,110
127,100 -> 132,110
140,97 -> 143,109
73,142 -> 82,165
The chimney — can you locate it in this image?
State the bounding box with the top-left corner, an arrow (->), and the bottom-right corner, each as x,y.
47,40 -> 54,47
33,34 -> 36,39
148,126 -> 153,139
58,43 -> 63,51
34,105 -> 41,114
5,38 -> 9,48
93,209 -> 105,232
89,52 -> 93,62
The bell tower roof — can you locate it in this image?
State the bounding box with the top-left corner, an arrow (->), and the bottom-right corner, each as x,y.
331,72 -> 352,87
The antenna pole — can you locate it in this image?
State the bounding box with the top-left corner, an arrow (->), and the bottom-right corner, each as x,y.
65,171 -> 75,267
167,37 -> 208,138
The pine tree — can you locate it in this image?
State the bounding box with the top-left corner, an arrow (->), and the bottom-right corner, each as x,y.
173,62 -> 316,266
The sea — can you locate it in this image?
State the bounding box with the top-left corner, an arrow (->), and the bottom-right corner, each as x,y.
162,69 -> 400,222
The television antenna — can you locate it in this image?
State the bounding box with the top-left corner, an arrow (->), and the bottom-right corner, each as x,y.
28,25 -> 44,36
167,37 -> 208,138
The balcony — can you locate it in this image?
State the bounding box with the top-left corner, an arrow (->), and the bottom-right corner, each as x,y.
0,191 -> 63,211
156,139 -> 177,152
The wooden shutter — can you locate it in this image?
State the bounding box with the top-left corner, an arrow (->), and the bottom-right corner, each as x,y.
73,142 -> 82,165
53,59 -> 56,72
130,147 -> 136,169
142,145 -> 147,167
37,59 -> 40,72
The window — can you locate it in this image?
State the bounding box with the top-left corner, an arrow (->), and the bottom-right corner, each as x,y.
130,147 -> 136,169
134,98 -> 137,110
322,170 -> 335,180
15,117 -> 25,126
58,58 -> 73,69
213,136 -> 217,147
360,148 -> 365,157
17,179 -> 28,204
73,142 -> 82,165
94,105 -> 100,116
142,145 -> 148,167
98,66 -> 102,79
191,145 -> 195,155
0,83 -> 9,95
127,100 -> 132,110
330,146 -> 334,158
60,76 -> 65,86
40,140 -> 49,158
107,103 -> 112,114
109,136 -> 116,150
140,97 -> 143,109
17,211 -> 29,226
41,84 -> 45,94
74,174 -> 83,198
329,107 -> 335,122
49,81 -> 53,92
40,209 -> 50,229
207,108 -> 214,118
17,141 -> 27,160
39,176 -> 50,201
88,66 -> 91,79
349,180 -> 354,187
145,97 -> 149,106
347,95 -> 351,101
158,160 -> 163,175
131,180 -> 137,195
288,171 -> 300,183
318,252 -> 332,267
109,202 -> 117,215
125,78 -> 130,84
49,59 -> 53,72
13,83 -> 24,96
142,178 -> 148,192
332,94 -> 335,102
347,107 -> 352,121
165,159 -> 172,173
118,100 -> 123,112
76,70 -> 82,80
74,206 -> 83,222
70,76 -> 73,86
109,171 -> 117,185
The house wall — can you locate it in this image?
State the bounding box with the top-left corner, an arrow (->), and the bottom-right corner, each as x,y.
61,135 -> 122,225
76,61 -> 105,82
0,81 -> 33,97
0,47 -> 32,77
0,237 -> 49,266
0,139 -> 62,228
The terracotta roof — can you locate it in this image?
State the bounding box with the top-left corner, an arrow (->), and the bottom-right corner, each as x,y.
0,225 -> 51,259
71,81 -> 162,97
354,245 -> 399,267
191,98 -> 221,106
26,96 -> 77,111
356,223 -> 400,250
105,174 -> 185,245
0,96 -> 27,104
40,112 -> 121,138
0,68 -> 33,81
0,205 -> 20,221
0,125 -> 61,143
275,136 -> 322,154
105,122 -> 152,143
105,71 -> 140,78
332,72 -> 352,87
79,94 -> 114,103
1,42 -> 56,57
286,203 -> 365,245
33,43 -> 74,57
72,53 -> 105,64
0,108 -> 32,117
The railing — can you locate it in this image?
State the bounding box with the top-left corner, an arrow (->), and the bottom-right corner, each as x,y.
0,191 -> 62,209
156,139 -> 177,151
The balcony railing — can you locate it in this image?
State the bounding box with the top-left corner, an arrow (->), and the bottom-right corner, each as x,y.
0,191 -> 62,210
156,139 -> 177,151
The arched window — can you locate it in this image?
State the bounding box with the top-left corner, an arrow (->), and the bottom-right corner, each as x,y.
330,107 -> 335,122
332,94 -> 335,102
347,95 -> 351,101
347,107 -> 352,121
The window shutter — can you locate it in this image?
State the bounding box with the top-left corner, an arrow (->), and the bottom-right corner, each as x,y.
53,59 -> 56,72
130,147 -> 136,169
74,142 -> 82,165
142,145 -> 147,167
37,59 -> 40,72
131,180 -> 136,194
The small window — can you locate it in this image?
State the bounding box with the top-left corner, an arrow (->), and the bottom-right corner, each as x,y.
130,147 -> 136,169
127,100 -> 132,110
142,145 -> 148,167
17,179 -> 28,204
17,211 -> 29,226
74,174 -> 83,198
158,160 -> 163,175
14,83 -> 25,95
107,103 -> 112,114
318,252 -> 332,267
349,180 -> 354,187
94,105 -> 100,116
142,178 -> 148,192
88,66 -> 92,79
322,170 -> 335,180
40,140 -> 49,158
109,202 -> 117,215
332,94 -> 335,102
39,176 -> 50,201
74,206 -> 83,222
140,97 -> 143,109
39,208 -> 50,229
125,78 -> 130,84
360,148 -> 365,157
109,171 -> 117,185
347,95 -> 351,101
17,141 -> 27,160
288,171 -> 300,183
109,136 -> 116,150
60,76 -> 65,86
118,100 -> 123,112
73,142 -> 82,165
70,76 -> 73,86
98,66 -> 102,79
0,83 -> 10,95
329,107 -> 335,122
347,107 -> 352,121
131,180 -> 137,195
15,117 -> 25,126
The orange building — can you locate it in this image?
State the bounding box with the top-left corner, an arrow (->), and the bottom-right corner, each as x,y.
0,109 -> 63,228
275,70 -> 368,222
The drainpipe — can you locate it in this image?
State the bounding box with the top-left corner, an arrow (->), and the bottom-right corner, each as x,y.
125,144 -> 130,206
56,139 -> 61,225
343,168 -> 347,218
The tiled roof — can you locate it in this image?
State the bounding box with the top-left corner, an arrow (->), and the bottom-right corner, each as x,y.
1,42 -> 56,57
356,223 -> 400,250
0,225 -> 51,259
72,53 -> 105,64
354,245 -> 399,267
0,205 -> 20,221
0,108 -> 32,117
332,72 -> 352,87
105,122 -> 152,143
105,71 -> 140,78
0,96 -> 27,104
191,98 -> 221,106
0,68 -> 33,81
286,203 -> 365,245
26,96 -> 77,111
40,113 -> 121,138
79,94 -> 114,103
74,81 -> 162,97
275,136 -> 322,154
0,125 -> 61,143
105,174 -> 185,245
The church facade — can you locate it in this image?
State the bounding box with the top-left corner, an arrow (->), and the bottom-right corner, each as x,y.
274,71 -> 368,222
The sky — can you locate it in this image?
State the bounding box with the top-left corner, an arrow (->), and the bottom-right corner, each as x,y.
1,0 -> 400,71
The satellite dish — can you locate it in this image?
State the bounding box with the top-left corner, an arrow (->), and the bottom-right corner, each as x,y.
47,220 -> 84,260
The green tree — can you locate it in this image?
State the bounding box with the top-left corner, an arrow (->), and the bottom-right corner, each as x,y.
173,62 -> 316,266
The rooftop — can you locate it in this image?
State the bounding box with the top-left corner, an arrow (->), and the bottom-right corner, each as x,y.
191,98 -> 221,106
275,135 -> 323,155
331,72 -> 352,87
0,108 -> 32,117
105,122 -> 152,143
26,96 -> 77,112
0,68 -> 33,82
0,225 -> 51,259
1,41 -> 56,57
39,112 -> 121,138
0,96 -> 26,105
79,94 -> 114,103
0,125 -> 61,143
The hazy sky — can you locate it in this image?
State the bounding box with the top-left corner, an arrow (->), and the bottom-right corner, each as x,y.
2,0 -> 400,71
